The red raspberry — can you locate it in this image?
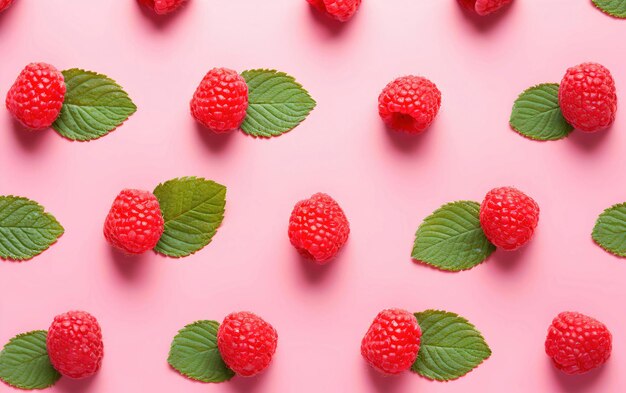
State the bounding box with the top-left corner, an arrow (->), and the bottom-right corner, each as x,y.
46,311 -> 104,379
5,63 -> 66,130
545,312 -> 612,375
190,67 -> 248,133
103,189 -> 164,254
361,309 -> 421,375
378,75 -> 441,134
307,0 -> 362,22
138,0 -> 186,15
0,0 -> 13,12
217,312 -> 278,377
479,187 -> 539,251
459,0 -> 512,15
558,62 -> 617,132
288,193 -> 350,264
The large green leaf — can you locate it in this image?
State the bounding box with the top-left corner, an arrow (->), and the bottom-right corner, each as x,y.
0,330 -> 61,389
510,83 -> 573,141
593,0 -> 626,18
153,177 -> 226,258
412,310 -> 491,381
52,68 -> 136,141
411,201 -> 495,271
592,202 -> 626,257
0,196 -> 64,261
168,320 -> 235,383
240,69 -> 316,137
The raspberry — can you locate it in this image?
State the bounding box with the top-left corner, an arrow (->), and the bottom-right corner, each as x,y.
5,63 -> 66,130
103,189 -> 164,254
545,312 -> 612,375
459,0 -> 512,15
190,68 -> 248,133
558,62 -> 617,132
0,0 -> 13,12
138,0 -> 186,15
217,312 -> 278,377
288,193 -> 350,264
378,75 -> 441,134
479,187 -> 539,251
307,0 -> 362,22
46,311 -> 104,379
361,309 -> 421,375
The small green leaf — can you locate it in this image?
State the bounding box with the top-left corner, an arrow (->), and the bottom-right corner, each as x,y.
411,201 -> 495,272
0,196 -> 64,261
593,0 -> 626,18
592,202 -> 626,257
510,83 -> 573,141
168,320 -> 235,383
412,310 -> 491,381
153,177 -> 226,258
0,330 -> 61,390
240,69 -> 316,137
52,68 -> 137,141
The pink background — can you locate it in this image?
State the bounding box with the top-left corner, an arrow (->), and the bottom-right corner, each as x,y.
1,0 -> 626,391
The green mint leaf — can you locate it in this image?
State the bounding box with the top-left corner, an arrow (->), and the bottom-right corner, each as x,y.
240,69 -> 316,138
153,177 -> 226,258
168,320 -> 235,383
412,310 -> 491,381
510,83 -> 573,141
411,201 -> 495,272
0,196 -> 64,261
52,68 -> 137,141
592,202 -> 626,257
593,0 -> 626,18
0,331 -> 61,390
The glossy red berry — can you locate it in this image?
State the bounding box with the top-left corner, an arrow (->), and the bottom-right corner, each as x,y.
217,312 -> 278,377
361,309 -> 421,375
288,193 -> 350,264
138,0 -> 186,15
0,0 -> 13,12
190,67 -> 249,133
5,63 -> 66,130
479,187 -> 539,251
307,0 -> 362,22
378,75 -> 441,134
545,312 -> 612,375
103,189 -> 164,254
47,311 -> 104,379
559,62 -> 617,132
459,0 -> 512,15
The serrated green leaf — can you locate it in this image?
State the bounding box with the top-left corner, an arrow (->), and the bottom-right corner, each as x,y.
240,69 -> 316,138
593,0 -> 626,18
153,177 -> 226,258
411,201 -> 495,272
412,310 -> 491,381
592,202 -> 626,257
0,196 -> 64,261
52,68 -> 136,141
510,83 -> 573,141
0,330 -> 61,390
168,320 -> 235,383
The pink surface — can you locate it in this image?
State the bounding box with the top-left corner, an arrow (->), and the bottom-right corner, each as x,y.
0,0 -> 625,391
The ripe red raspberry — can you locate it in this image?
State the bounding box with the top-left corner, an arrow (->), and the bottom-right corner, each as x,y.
378,75 -> 441,134
0,0 -> 13,12
103,189 -> 164,254
5,63 -> 66,130
288,193 -> 350,264
307,0 -> 362,22
138,0 -> 186,15
479,187 -> 539,251
217,312 -> 278,377
545,312 -> 612,375
361,309 -> 421,375
558,62 -> 617,132
459,0 -> 512,15
46,311 -> 104,379
190,68 -> 248,133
